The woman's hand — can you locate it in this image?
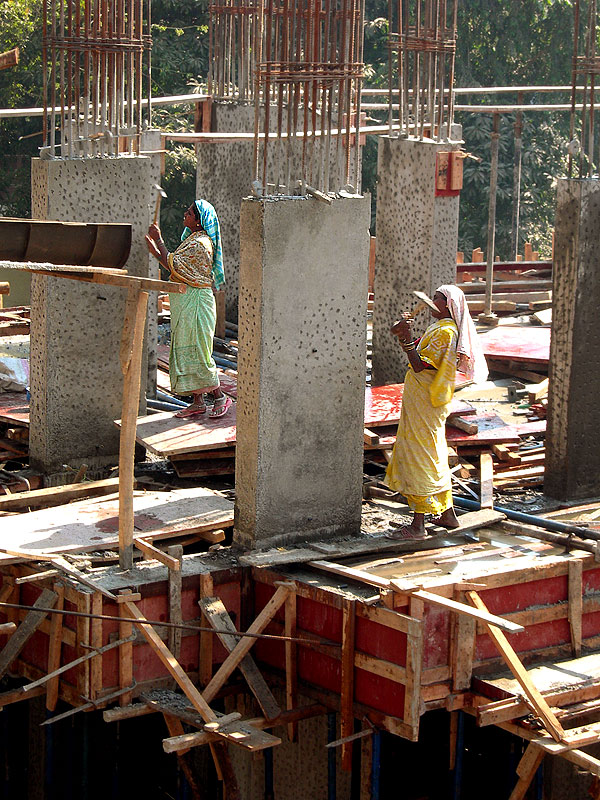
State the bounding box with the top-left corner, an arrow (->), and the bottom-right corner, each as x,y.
390,312 -> 413,341
145,234 -> 162,260
147,223 -> 162,243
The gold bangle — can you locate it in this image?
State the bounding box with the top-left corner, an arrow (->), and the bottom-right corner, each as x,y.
402,344 -> 416,352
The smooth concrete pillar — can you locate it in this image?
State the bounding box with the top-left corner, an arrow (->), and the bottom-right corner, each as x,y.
372,136 -> 460,386
545,179 -> 600,500
234,194 -> 371,549
29,156 -> 153,475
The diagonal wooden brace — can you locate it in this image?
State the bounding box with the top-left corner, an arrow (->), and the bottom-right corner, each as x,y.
202,583 -> 294,704
466,591 -> 564,742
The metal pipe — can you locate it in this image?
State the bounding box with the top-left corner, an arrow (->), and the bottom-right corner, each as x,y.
453,496 -> 600,541
327,712 -> 337,800
480,111 -> 500,325
511,95 -> 523,261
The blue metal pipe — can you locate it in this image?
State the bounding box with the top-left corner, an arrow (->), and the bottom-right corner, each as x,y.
453,496 -> 600,541
452,711 -> 464,800
327,712 -> 337,800
213,354 -> 237,370
156,390 -> 187,407
264,746 -> 274,800
147,399 -> 183,412
371,729 -> 381,800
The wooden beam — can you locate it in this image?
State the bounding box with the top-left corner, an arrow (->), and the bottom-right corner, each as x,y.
46,583 -> 64,711
199,597 -> 281,721
168,545 -> 183,660
134,538 -> 180,570
466,591 -> 564,742
122,600 -> 280,752
404,596 -> 424,731
0,478 -> 119,512
568,559 -> 583,657
285,592 -> 298,742
308,560 -> 391,590
198,572 -> 214,687
452,591 -> 476,691
340,599 -> 356,772
90,592 -> 103,701
508,743 -> 544,800
118,286 -> 148,570
202,584 -> 294,704
390,588 -> 524,634
117,591 -> 135,706
0,48 -> 19,70
162,713 -> 203,799
0,587 -> 58,680
480,453 -> 494,509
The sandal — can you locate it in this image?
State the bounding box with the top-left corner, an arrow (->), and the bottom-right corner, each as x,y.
174,401 -> 207,418
209,395 -> 233,418
387,526 -> 427,541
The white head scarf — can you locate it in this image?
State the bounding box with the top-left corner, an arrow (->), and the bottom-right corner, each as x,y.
437,284 -> 489,383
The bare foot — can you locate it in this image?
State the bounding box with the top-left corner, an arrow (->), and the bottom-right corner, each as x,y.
432,507 -> 460,529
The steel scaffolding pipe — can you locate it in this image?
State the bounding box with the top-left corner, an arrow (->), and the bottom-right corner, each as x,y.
569,0 -> 599,177
41,0 -> 152,158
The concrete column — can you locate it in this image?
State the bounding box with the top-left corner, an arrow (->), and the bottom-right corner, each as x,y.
234,194 -> 371,549
196,102 -> 255,322
29,156 -> 153,476
545,179 -> 600,500
371,136 -> 461,386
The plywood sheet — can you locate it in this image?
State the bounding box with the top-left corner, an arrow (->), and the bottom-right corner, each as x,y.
478,326 -> 550,365
0,486 -> 233,562
364,384 -> 474,428
0,391 -> 29,425
129,409 -> 237,456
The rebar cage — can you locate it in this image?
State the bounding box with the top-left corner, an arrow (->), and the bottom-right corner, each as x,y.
42,0 -> 152,159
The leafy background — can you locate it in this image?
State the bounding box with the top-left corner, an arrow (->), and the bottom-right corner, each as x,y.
0,0 -> 576,257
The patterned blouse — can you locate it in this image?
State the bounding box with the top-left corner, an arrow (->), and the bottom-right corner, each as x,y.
168,232 -> 215,289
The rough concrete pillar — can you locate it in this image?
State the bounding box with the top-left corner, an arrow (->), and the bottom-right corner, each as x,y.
371,136 -> 461,386
545,178 -> 600,500
234,194 -> 371,549
30,156 -> 153,476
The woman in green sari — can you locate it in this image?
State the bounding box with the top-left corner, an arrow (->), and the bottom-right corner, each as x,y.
146,199 -> 232,418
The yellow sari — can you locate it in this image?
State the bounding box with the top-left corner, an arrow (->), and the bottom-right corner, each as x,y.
384,318 -> 458,515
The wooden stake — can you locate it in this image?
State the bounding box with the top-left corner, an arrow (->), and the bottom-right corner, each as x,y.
480,453 -> 494,509
0,587 -> 58,680
118,286 -> 148,570
198,572 -> 214,687
168,545 -> 183,660
285,592 -> 298,742
568,559 -> 583,657
117,590 -> 135,706
340,599 -> 356,772
46,583 -> 64,711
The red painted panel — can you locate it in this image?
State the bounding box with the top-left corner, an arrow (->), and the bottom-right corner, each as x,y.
584,569 -> 600,593
422,606 -> 451,668
364,384 -> 473,428
479,578 -> 568,616
354,668 -> 405,718
583,610 -> 600,639
478,326 -> 550,365
355,616 -> 407,666
475,619 -> 571,661
298,648 -> 341,694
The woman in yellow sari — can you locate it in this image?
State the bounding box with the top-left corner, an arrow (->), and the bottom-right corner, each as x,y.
384,285 -> 488,539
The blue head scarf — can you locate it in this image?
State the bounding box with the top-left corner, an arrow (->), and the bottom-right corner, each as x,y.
181,199 -> 225,290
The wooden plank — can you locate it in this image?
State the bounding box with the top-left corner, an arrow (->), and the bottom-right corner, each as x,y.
119,287 -> 149,569
199,597 -> 281,721
568,559 -> 583,657
508,742 -> 544,800
135,537 -> 181,570
527,378 -> 549,404
0,48 -> 19,70
77,592 -> 91,700
403,596 -> 424,731
354,652 -> 406,684
499,720 -> 600,777
118,591 -> 135,706
168,545 -> 183,660
198,572 -> 214,687
363,428 -> 380,445
202,584 -> 294,704
308,560 -> 391,590
0,478 -> 120,512
46,583 -> 64,711
360,733 -> 373,800
122,600 -> 281,752
388,588 -> 524,634
466,591 -> 564,742
452,594 -> 476,691
0,587 -> 58,680
451,417 -> 478,435
90,592 -> 103,701
285,592 -> 298,742
491,444 -> 521,465
340,599 -> 356,772
480,453 -> 494,509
